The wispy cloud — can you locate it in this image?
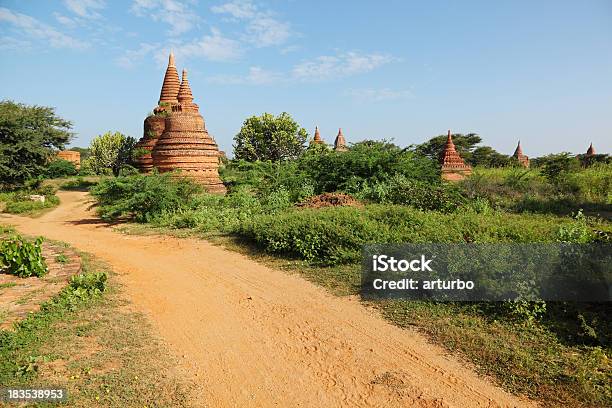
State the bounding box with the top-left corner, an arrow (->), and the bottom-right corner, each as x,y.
211,0 -> 290,47
207,50 -> 397,85
0,7 -> 89,49
63,0 -> 106,19
117,28 -> 242,68
207,66 -> 282,85
292,52 -> 395,81
0,35 -> 32,51
116,42 -> 158,68
346,88 -> 414,102
131,0 -> 199,36
170,28 -> 242,62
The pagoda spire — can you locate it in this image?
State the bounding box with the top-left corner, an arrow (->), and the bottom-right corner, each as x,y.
586,143 -> 595,156
513,140 -> 529,167
513,140 -> 523,157
311,126 -> 324,144
159,51 -> 181,106
178,69 -> 194,104
334,128 -> 348,151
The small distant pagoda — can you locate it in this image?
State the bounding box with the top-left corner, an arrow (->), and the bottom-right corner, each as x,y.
334,128 -> 348,152
585,143 -> 595,157
512,140 -> 529,168
440,130 -> 472,181
310,126 -> 325,145
135,53 -> 225,194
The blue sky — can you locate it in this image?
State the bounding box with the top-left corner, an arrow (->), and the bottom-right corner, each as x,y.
1,0 -> 611,157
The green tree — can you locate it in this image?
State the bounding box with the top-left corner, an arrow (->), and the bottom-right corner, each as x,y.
415,133 -> 481,163
89,131 -> 137,176
0,100 -> 72,189
471,146 -> 511,167
68,147 -> 91,160
46,159 -> 77,178
532,153 -> 581,183
233,112 -> 308,162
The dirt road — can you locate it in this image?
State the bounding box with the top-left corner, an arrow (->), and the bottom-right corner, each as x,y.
2,191 -> 534,407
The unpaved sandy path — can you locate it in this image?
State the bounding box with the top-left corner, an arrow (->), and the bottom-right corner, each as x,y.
2,191 -> 534,407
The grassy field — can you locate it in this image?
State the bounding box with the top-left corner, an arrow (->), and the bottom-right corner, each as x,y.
0,234 -> 194,407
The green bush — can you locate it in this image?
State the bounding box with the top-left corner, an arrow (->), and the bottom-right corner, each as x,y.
90,172 -> 202,222
0,235 -> 47,277
355,174 -> 467,212
46,159 -> 77,178
238,205 -> 563,265
59,177 -> 98,191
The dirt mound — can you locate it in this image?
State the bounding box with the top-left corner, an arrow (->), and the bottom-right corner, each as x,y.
296,193 -> 363,208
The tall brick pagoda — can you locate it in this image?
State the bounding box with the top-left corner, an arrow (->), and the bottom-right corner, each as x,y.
512,140 -> 529,168
134,52 -> 180,173
334,128 -> 348,152
440,130 -> 472,181
135,53 -> 225,193
151,68 -> 226,193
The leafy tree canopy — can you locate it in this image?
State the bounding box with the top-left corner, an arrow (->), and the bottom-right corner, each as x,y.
89,131 -> 137,177
415,132 -> 512,167
0,100 -> 72,189
233,112 -> 308,162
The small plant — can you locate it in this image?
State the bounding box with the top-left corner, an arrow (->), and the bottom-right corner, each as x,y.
0,235 -> 48,277
55,253 -> 69,263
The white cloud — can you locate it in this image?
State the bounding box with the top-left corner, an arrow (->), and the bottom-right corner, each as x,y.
292,52 -> 395,81
117,28 -> 241,69
116,42 -> 158,68
131,0 -> 199,36
206,50 -> 396,85
169,28 -> 243,62
207,66 -> 282,85
63,0 -> 106,19
0,7 -> 89,49
211,0 -> 290,47
53,12 -> 78,28
0,36 -> 32,51
346,88 -> 413,102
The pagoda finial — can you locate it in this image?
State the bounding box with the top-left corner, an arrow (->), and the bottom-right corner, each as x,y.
314,126 -> 322,141
159,52 -> 181,105
334,127 -> 347,151
514,140 -> 523,156
178,69 -> 194,104
586,142 -> 595,156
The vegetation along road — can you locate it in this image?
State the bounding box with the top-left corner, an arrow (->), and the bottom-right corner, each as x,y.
2,191 -> 534,407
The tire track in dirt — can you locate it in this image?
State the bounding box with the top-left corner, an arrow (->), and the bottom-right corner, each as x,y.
1,191 -> 535,407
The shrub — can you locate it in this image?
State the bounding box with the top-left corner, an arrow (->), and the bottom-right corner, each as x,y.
90,172 -> 202,222
0,235 -> 47,277
59,177 -> 98,191
239,205 -> 562,265
46,159 -> 77,178
355,174 -> 467,212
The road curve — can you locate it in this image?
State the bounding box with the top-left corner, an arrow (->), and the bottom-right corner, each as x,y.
1,191 -> 534,408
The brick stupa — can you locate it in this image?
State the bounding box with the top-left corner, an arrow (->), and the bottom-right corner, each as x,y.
586,143 -> 595,157
334,128 -> 348,152
151,68 -> 226,193
440,130 -> 472,181
512,140 -> 529,168
134,52 -> 180,173
311,126 -> 325,145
